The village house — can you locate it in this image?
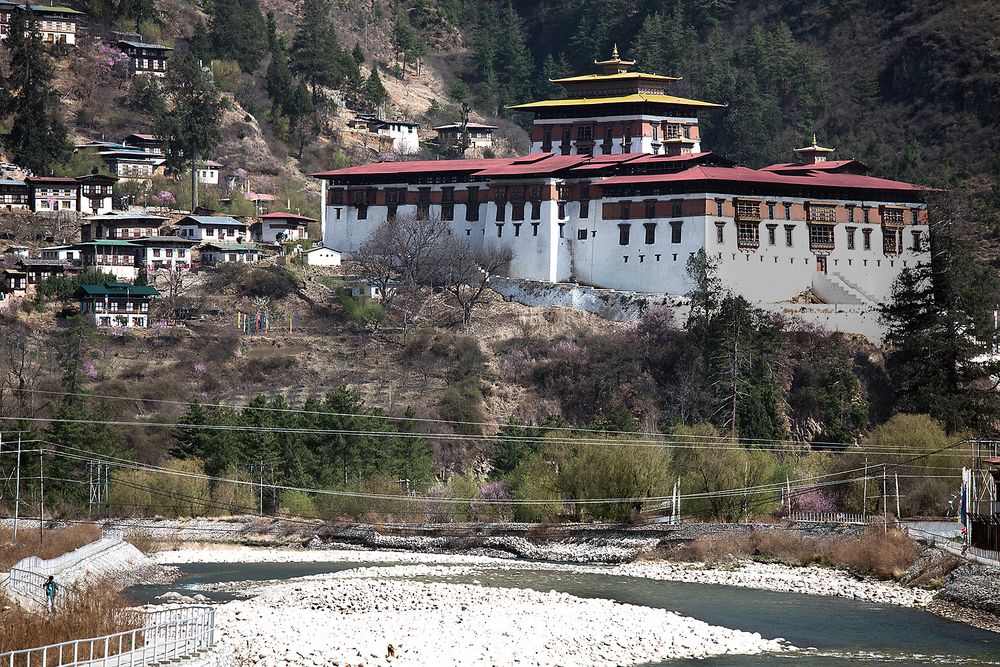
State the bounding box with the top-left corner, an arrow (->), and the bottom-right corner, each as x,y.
0,267 -> 26,305
132,236 -> 198,272
0,3 -> 83,44
27,176 -> 79,213
82,211 -> 166,241
194,160 -> 223,185
97,146 -> 162,179
302,245 -> 342,267
253,212 -> 313,244
433,123 -> 498,151
118,40 -> 171,76
314,47 -> 932,340
40,244 -> 79,263
18,258 -> 68,293
77,173 -> 118,215
122,133 -> 164,155
198,243 -> 261,265
31,4 -> 81,44
245,192 -> 275,216
0,178 -> 28,210
74,281 -> 158,328
175,214 -> 248,242
350,116 -> 420,154
3,244 -> 29,258
75,239 -> 141,281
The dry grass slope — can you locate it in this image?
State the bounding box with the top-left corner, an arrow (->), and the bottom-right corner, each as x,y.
0,584 -> 141,656
675,527 -> 919,580
0,525 -> 100,570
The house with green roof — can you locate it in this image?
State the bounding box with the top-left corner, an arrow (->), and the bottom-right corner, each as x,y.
73,281 -> 158,328
0,3 -> 84,46
74,239 -> 142,281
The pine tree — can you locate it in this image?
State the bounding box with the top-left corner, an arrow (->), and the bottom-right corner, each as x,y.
265,38 -> 293,105
189,20 -> 212,63
631,5 -> 697,79
287,81 -> 315,158
290,0 -> 343,103
352,42 -> 365,65
363,68 -> 388,112
880,186 -> 1000,432
157,53 -> 224,210
2,8 -> 69,174
208,0 -> 267,72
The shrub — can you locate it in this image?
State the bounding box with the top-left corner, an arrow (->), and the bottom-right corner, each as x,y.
280,490 -> 318,517
437,378 -> 484,435
673,527 -> 919,579
471,481 -> 512,521
336,289 -> 384,326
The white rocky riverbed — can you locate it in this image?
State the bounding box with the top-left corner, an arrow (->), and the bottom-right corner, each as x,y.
213,573 -> 789,667
153,545 -> 932,606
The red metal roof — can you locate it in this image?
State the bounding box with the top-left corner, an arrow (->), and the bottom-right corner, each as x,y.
259,212 -> 317,222
26,176 -> 79,184
312,157 -> 518,178
313,152 -> 932,194
600,165 -> 934,191
474,154 -> 589,177
760,159 -> 868,173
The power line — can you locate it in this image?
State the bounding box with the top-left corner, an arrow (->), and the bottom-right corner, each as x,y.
0,414 -> 975,458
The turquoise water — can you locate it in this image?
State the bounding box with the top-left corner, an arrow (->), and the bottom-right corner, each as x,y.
128,561 -> 1000,665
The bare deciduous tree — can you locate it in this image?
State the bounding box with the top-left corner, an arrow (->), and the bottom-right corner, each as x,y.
353,213 -> 451,342
0,322 -> 48,419
432,239 -> 513,326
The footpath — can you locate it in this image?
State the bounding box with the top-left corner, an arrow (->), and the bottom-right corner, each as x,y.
1,530 -> 224,667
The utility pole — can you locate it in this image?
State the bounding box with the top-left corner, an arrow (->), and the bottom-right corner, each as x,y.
882,465 -> 888,533
896,472 -> 903,521
862,457 -> 869,520
13,434 -> 21,541
39,445 -> 44,545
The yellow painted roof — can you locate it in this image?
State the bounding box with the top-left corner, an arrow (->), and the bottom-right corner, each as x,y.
509,93 -> 723,110
550,72 -> 680,84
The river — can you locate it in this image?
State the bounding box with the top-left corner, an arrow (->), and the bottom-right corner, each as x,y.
128,561 -> 999,665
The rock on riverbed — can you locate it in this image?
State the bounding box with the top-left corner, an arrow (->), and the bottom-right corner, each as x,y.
215,575 -> 788,666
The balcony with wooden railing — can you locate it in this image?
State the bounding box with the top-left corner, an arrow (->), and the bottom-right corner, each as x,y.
881,207 -> 905,226
734,200 -> 761,222
807,206 -> 837,223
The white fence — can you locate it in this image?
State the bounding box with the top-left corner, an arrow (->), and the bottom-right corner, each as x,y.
11,531 -> 124,579
789,512 -> 881,525
0,605 -> 216,667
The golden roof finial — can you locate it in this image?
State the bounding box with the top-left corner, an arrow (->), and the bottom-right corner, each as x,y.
611,43 -> 620,61
811,132 -> 818,147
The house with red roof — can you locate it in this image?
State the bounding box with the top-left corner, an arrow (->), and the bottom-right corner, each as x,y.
27,176 -> 80,213
312,48 -> 935,333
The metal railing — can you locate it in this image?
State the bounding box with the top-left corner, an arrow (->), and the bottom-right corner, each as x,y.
0,606 -> 216,667
7,567 -> 78,605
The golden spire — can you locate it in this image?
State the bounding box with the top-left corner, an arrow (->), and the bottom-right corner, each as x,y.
594,43 -> 635,73
794,133 -> 835,163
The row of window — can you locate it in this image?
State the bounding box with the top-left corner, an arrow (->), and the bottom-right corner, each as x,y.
149,248 -> 187,258
617,222 -> 682,246
92,301 -> 150,313
720,222 -> 922,253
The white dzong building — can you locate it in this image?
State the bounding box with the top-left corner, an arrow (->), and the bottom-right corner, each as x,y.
313,47 -> 933,334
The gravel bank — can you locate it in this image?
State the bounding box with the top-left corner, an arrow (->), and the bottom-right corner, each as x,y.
214,572 -> 789,666
152,545 -> 930,607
